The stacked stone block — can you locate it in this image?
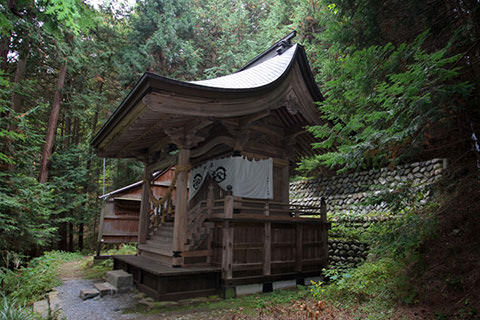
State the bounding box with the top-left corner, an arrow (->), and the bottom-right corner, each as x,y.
290,158 -> 446,268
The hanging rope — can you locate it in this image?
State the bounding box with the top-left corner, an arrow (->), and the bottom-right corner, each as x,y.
144,165 -> 191,228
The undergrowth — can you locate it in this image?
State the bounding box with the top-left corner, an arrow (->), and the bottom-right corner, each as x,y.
311,206 -> 439,319
0,251 -> 82,305
0,295 -> 35,320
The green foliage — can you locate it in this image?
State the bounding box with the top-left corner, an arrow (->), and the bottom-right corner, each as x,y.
0,74 -> 58,253
0,251 -> 81,304
301,32 -> 472,172
0,295 -> 35,320
312,205 -> 438,318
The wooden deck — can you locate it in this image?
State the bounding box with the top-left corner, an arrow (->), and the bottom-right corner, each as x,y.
113,255 -> 221,300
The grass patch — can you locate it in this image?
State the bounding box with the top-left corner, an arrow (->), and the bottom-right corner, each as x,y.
81,244 -> 137,279
0,251 -> 82,305
125,286 -> 310,317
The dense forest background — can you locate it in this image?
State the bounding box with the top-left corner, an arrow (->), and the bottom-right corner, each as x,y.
1,0 -> 479,317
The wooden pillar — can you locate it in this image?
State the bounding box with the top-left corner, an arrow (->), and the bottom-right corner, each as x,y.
222,194 -> 234,279
263,202 -> 271,276
206,183 -> 214,264
96,200 -> 107,256
138,167 -> 151,245
280,163 -> 290,203
320,197 -> 328,264
295,208 -> 303,273
320,197 -> 327,223
295,223 -> 303,272
172,147 -> 190,267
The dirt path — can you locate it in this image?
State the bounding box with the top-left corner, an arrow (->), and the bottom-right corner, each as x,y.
58,260 -> 85,281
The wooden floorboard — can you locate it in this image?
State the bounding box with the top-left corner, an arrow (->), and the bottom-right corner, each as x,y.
113,255 -> 221,276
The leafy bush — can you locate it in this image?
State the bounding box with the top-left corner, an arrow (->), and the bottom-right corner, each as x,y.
0,251 -> 82,304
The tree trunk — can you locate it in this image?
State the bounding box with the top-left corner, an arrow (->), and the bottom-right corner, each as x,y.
10,55 -> 27,113
68,222 -> 74,252
78,223 -> 84,251
0,32 -> 11,72
5,50 -> 28,171
58,222 -> 67,250
38,62 -> 67,183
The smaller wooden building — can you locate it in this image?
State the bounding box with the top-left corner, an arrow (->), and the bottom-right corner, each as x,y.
96,167 -> 178,253
92,31 -> 330,300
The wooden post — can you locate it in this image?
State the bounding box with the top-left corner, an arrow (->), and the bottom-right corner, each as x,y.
320,197 -> 327,223
96,200 -> 107,256
222,193 -> 234,279
138,167 -> 151,245
263,202 -> 271,276
172,147 -> 190,267
206,183 -> 214,264
320,197 -> 328,264
295,208 -> 303,272
280,163 -> 290,203
207,183 -> 214,216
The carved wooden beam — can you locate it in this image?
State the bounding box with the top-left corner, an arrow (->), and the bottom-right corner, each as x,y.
191,136 -> 235,158
165,128 -> 205,149
146,155 -> 176,175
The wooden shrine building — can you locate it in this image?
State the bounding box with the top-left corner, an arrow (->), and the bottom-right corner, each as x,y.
91,32 -> 330,300
96,167 -> 178,256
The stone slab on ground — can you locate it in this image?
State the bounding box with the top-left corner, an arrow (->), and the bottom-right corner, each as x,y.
94,282 -> 117,296
106,270 -> 133,291
48,290 -> 62,312
80,288 -> 100,300
33,299 -> 49,318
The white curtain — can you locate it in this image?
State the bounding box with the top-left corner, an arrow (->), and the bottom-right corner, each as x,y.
189,156 -> 273,200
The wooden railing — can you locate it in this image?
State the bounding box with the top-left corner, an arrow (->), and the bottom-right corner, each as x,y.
207,196 -> 329,281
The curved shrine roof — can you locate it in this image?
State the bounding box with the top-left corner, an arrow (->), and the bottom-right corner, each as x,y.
190,45 -> 296,89
92,32 -> 324,161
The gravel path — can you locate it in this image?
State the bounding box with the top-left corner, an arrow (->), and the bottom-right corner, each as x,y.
55,279 -> 139,320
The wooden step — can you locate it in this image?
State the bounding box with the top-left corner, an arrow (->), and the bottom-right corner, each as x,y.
139,243 -> 172,257
138,250 -> 173,265
144,240 -> 172,251
151,229 -> 174,238
149,235 -> 173,243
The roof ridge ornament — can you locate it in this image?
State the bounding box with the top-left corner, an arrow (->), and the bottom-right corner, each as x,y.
276,31 -> 296,55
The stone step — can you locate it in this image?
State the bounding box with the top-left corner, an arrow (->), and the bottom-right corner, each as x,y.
106,270 -> 133,293
94,282 -> 117,296
80,288 -> 99,300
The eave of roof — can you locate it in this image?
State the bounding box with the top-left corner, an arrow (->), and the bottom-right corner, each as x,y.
99,168 -> 169,199
91,32 -> 323,149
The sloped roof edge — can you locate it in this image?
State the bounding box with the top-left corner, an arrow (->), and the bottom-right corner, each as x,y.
99,167 -> 171,200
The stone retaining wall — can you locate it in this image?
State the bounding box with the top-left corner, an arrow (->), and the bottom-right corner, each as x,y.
290,158 -> 446,269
